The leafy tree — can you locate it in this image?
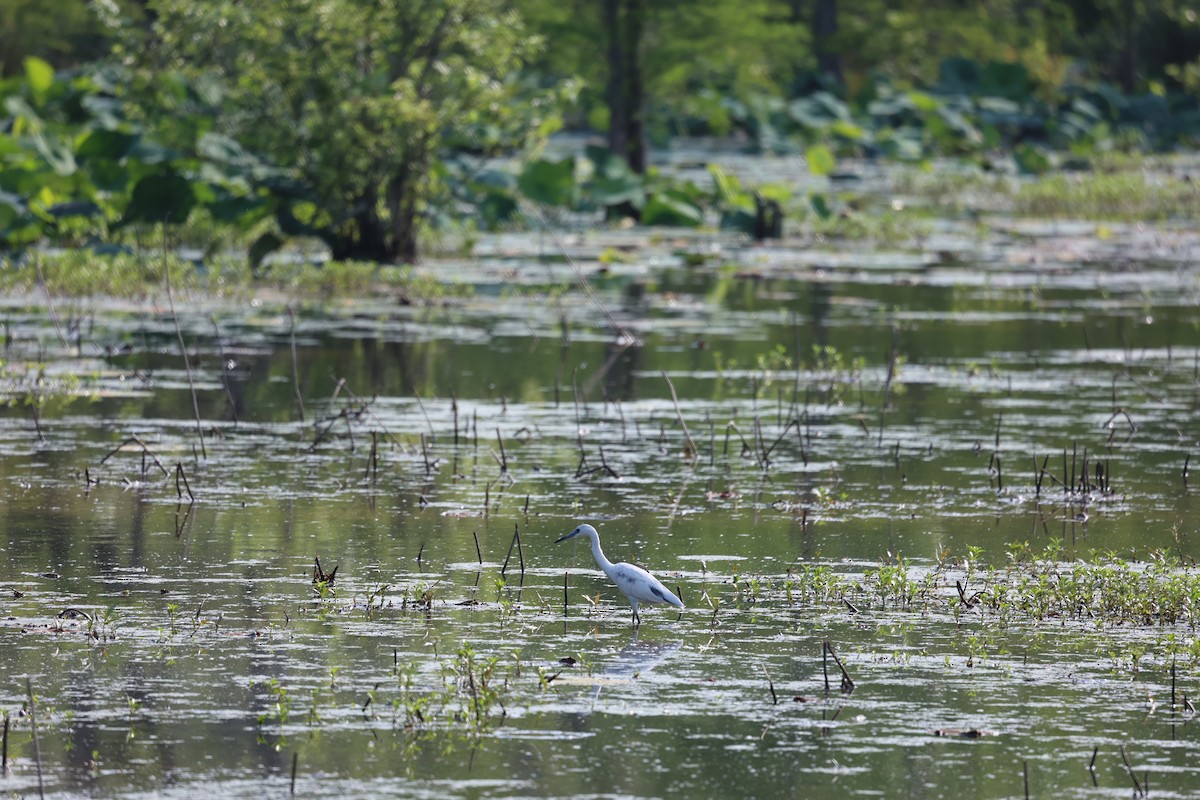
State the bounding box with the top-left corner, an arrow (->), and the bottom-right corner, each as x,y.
129,0 -> 554,262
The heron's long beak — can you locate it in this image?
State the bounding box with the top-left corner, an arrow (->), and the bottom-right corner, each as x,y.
555,531 -> 576,543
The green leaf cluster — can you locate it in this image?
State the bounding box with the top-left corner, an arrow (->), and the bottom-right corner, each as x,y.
127,0 -> 560,263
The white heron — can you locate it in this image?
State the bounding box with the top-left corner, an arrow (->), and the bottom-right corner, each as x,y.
556,523 -> 684,625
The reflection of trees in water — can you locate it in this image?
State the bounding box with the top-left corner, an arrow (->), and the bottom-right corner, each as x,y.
601,339 -> 640,403
809,281 -> 832,352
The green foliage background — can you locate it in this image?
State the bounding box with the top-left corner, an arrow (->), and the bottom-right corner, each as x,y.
3,0 -> 1200,263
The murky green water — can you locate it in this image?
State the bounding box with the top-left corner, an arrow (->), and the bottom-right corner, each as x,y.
2,211 -> 1200,797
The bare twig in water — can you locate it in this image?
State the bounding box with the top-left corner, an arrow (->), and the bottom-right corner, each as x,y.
26,677 -> 44,800
175,462 -> 195,502
34,258 -> 67,349
308,379 -> 403,458
1119,745 -> 1145,797
955,580 -> 983,608
822,641 -> 855,695
1102,407 -> 1137,433
576,444 -> 621,480
500,523 -> 525,580
312,557 -> 338,586
879,325 -> 899,444
209,315 -> 239,427
725,421 -> 758,465
495,427 -> 508,476
101,433 -> 171,478
761,664 -> 778,705
662,372 -> 698,459
365,431 -> 379,482
287,308 -> 306,422
522,203 -> 630,340
162,228 -> 207,460
761,417 -> 801,468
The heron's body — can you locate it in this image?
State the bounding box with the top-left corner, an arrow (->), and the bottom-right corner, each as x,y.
556,524 -> 683,625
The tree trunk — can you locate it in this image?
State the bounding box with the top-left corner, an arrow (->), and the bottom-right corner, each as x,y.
326,173 -> 419,264
623,0 -> 647,175
386,168 -> 419,264
605,0 -> 647,219
1120,0 -> 1138,92
812,0 -> 841,88
605,0 -> 630,164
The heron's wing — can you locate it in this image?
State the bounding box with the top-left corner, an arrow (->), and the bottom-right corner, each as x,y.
611,562 -> 684,607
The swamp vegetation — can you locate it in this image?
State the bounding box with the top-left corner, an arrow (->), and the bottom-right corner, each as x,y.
3,1 -> 1200,798
2,154 -> 1200,796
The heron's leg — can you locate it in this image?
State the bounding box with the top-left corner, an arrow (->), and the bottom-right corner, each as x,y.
631,601 -> 640,626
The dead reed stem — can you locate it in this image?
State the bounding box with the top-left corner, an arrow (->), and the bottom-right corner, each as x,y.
339,383 -> 401,448
287,308 -> 306,422
101,433 -> 170,477
523,203 -> 630,339
1119,745 -> 1145,796
661,371 -> 697,459
209,315 -> 239,426
761,664 -> 778,705
175,462 -> 195,502
500,524 -> 524,579
879,325 -> 899,444
162,229 -> 207,461
365,431 -> 378,482
452,396 -> 459,446
34,259 -> 67,349
822,641 -> 855,694
26,677 -> 44,800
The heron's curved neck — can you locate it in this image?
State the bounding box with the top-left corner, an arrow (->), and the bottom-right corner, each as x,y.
586,533 -> 615,572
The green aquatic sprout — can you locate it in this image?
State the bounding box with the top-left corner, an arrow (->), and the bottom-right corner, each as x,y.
364,583 -> 390,615
86,606 -> 120,642
306,688 -> 325,726
789,563 -> 845,604
495,577 -> 519,619
392,660 -> 433,730
255,678 -> 293,742
448,643 -> 504,730
417,582 -> 439,610
866,557 -> 920,609
962,545 -> 985,582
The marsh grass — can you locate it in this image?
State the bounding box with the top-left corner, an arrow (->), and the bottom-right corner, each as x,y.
888,154 -> 1200,221
1014,172 -> 1200,220
0,250 -> 467,303
779,544 -> 1200,631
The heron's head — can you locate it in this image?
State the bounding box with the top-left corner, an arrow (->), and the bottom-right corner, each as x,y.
555,523 -> 597,544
